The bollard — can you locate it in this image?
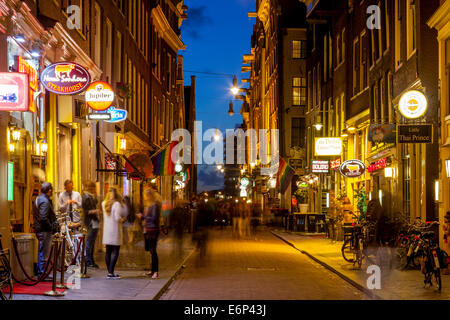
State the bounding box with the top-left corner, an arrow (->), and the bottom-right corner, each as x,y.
56,236 -> 68,289
80,230 -> 90,279
44,235 -> 65,297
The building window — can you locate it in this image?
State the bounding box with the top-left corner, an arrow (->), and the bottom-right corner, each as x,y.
307,71 -> 312,111
361,31 -> 368,89
406,0 -> 416,58
293,77 -> 306,106
353,37 -> 360,96
336,33 -> 341,65
402,149 -> 411,219
342,28 -> 346,63
291,118 -> 305,148
395,0 -> 402,68
292,40 -> 306,59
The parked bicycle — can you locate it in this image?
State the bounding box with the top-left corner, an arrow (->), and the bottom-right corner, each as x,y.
0,233 -> 13,300
341,215 -> 377,269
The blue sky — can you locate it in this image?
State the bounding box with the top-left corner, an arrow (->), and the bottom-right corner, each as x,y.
180,0 -> 255,192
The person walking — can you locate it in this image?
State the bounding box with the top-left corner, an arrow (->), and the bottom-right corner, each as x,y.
170,199 -> 188,259
137,189 -> 161,279
102,187 -> 124,279
122,196 -> 137,267
59,180 -> 82,231
82,181 -> 100,268
33,182 -> 58,278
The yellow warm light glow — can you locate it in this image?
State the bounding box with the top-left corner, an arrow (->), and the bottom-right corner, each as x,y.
120,138 -> 127,150
9,143 -> 15,152
231,87 -> 239,95
12,130 -> 21,141
40,141 -> 48,153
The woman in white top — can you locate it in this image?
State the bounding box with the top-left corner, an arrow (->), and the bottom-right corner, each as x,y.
102,187 -> 124,279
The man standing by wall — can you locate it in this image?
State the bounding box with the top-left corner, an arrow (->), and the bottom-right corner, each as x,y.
59,180 -> 82,230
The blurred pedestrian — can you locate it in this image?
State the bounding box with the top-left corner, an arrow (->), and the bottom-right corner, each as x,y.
102,187 -> 124,279
232,201 -> 239,238
193,200 -> 213,266
170,199 -> 188,259
82,181 -> 101,268
122,196 -> 137,267
137,189 -> 162,279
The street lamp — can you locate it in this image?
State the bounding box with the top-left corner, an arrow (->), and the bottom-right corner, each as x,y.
313,115 -> 323,131
231,75 -> 239,96
228,101 -> 234,116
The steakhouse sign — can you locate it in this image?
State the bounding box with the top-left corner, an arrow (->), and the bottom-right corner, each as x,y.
40,62 -> 90,95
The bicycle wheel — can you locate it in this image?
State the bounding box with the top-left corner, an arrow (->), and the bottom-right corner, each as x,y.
394,247 -> 408,270
434,269 -> 442,292
342,237 -> 355,263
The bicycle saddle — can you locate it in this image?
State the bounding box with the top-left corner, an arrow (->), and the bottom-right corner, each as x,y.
421,231 -> 435,239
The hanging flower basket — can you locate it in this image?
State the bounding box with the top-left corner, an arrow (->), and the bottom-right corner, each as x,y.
116,82 -> 133,99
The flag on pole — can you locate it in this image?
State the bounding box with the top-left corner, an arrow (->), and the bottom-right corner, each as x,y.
152,141 -> 178,176
276,157 -> 295,194
185,167 -> 191,181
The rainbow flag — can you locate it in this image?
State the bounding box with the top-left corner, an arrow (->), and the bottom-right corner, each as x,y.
185,167 -> 191,181
276,157 -> 295,194
152,141 -> 177,176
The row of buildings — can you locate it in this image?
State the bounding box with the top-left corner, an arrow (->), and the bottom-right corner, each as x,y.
236,0 -> 450,243
0,0 -> 196,248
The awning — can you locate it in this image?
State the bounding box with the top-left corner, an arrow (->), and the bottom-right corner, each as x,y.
124,153 -> 153,180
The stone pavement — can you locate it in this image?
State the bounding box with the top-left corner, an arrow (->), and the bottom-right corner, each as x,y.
272,229 -> 450,300
12,232 -> 194,300
160,228 -> 370,300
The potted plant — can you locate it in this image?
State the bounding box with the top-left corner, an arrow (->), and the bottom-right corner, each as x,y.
295,189 -> 309,214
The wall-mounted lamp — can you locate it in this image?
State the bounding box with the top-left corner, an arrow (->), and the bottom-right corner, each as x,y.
228,101 -> 234,116
9,143 -> 15,153
231,75 -> 239,96
384,167 -> 393,178
120,138 -> 127,151
12,129 -> 21,141
435,180 -> 440,202
313,115 -> 323,131
40,140 -> 48,153
347,125 -> 357,133
446,158 -> 450,178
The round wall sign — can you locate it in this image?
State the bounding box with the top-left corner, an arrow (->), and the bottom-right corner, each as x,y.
339,160 -> 366,178
240,177 -> 250,187
85,81 -> 115,111
398,90 -> 427,119
40,62 -> 90,95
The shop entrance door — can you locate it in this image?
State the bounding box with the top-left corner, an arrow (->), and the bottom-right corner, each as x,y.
58,125 -> 73,193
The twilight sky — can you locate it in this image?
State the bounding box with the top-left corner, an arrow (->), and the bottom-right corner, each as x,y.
181,0 -> 255,193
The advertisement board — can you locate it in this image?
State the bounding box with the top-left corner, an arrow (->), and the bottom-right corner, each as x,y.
40,62 -> 90,95
85,81 -> 115,111
314,138 -> 343,156
0,72 -> 29,111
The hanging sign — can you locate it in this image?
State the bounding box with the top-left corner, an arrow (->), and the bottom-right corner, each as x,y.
104,107 -> 128,123
315,138 -> 343,156
367,157 -> 388,173
0,72 -> 29,111
339,159 -> 366,178
397,124 -> 433,143
85,81 -> 115,111
296,181 -> 309,188
398,90 -> 428,119
368,124 -> 396,144
40,62 -> 90,95
240,177 -> 250,187
311,160 -> 329,173
330,158 -> 341,170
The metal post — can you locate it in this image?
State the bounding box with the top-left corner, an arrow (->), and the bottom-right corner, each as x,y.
80,230 -> 90,279
44,235 -> 65,297
56,237 -> 68,289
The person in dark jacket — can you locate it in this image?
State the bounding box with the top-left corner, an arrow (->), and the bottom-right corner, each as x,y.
82,181 -> 100,268
170,199 -> 188,258
137,188 -> 161,279
34,182 -> 57,277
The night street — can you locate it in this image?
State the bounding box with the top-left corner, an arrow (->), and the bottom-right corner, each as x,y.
160,229 -> 367,300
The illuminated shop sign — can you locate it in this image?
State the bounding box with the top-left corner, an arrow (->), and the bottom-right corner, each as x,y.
367,158 -> 388,173
339,160 -> 366,178
0,72 -> 29,111
398,90 -> 428,119
85,81 -> 115,111
311,160 -> 329,173
296,181 -> 308,188
315,138 -> 343,156
240,177 -> 250,187
104,107 -> 127,123
397,124 -> 433,144
8,162 -> 13,201
368,124 -> 396,144
40,62 -> 90,95
87,113 -> 111,121
16,56 -> 38,113
330,159 -> 341,170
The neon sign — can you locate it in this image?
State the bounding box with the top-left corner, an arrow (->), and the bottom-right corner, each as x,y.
85,81 -> 115,111
0,73 -> 29,111
367,158 -> 388,173
104,107 -> 127,123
